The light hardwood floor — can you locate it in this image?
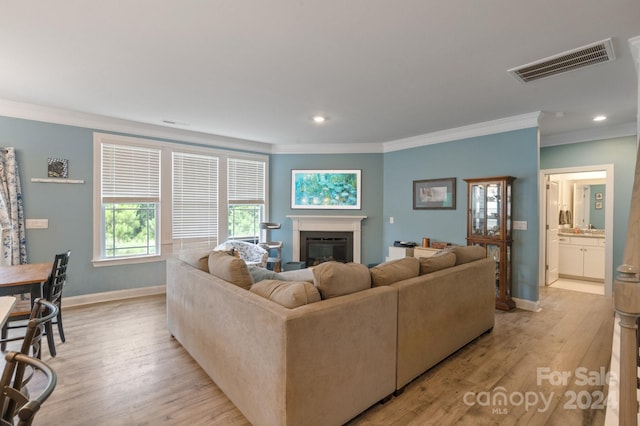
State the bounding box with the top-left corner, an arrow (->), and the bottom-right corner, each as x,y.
22,285 -> 614,426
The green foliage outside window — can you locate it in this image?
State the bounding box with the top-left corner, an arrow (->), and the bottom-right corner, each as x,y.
104,203 -> 157,257
229,204 -> 262,240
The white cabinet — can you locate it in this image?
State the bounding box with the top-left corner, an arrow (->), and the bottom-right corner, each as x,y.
558,236 -> 605,280
559,243 -> 583,276
386,246 -> 414,262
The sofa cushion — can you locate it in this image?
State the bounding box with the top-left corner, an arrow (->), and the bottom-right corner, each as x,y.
178,249 -> 211,272
419,252 -> 457,274
370,257 -> 420,287
250,280 -> 321,308
247,265 -> 284,283
312,261 -> 371,299
278,267 -> 314,283
452,245 -> 487,265
208,251 -> 254,290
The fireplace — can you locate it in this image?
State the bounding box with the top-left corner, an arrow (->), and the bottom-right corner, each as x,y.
287,215 -> 367,264
301,231 -> 353,266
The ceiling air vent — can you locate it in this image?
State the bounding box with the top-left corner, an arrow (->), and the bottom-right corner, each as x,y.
508,38 -> 615,83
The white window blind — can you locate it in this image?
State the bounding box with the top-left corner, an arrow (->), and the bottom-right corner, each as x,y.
228,158 -> 265,204
172,152 -> 219,239
101,143 -> 160,202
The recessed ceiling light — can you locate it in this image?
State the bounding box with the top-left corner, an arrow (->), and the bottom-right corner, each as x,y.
593,115 -> 607,122
312,115 -> 327,124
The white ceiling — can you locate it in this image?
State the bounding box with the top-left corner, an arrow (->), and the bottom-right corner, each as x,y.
1,1 -> 639,150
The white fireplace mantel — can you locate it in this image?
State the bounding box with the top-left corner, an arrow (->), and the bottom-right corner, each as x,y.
287,215 -> 367,263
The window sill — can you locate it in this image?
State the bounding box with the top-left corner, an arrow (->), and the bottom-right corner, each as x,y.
92,254 -> 166,267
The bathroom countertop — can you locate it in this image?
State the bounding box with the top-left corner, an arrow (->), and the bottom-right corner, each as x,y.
558,231 -> 605,239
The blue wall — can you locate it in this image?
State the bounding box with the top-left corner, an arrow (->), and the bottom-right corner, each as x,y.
5,109 -> 634,306
0,116 -> 165,297
269,153 -> 384,266
383,128 -> 541,302
540,136 -> 636,277
0,115 -> 266,297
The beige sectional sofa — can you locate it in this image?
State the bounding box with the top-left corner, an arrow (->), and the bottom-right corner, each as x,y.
166,246 -> 495,426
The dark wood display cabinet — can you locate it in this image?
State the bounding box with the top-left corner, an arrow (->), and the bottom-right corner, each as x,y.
464,176 -> 516,311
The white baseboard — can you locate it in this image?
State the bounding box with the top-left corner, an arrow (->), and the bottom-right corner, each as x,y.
62,285 -> 166,309
512,297 -> 541,312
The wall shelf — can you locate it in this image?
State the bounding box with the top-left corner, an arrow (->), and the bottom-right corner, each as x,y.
31,178 -> 85,184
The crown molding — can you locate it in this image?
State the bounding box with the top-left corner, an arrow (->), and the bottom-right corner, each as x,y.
382,112 -> 542,153
540,122 -> 637,147
12,99 -> 627,154
0,99 -> 273,154
270,142 -> 383,154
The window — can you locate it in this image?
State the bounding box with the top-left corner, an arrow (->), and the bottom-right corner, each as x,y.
172,152 -> 219,245
93,133 -> 268,265
100,143 -> 160,259
228,158 -> 266,242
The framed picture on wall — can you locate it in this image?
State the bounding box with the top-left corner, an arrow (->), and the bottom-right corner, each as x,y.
291,169 -> 361,209
413,177 -> 456,210
595,201 -> 603,209
595,192 -> 603,200
47,157 -> 68,178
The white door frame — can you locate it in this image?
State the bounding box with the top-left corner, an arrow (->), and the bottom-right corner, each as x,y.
538,164 -> 614,297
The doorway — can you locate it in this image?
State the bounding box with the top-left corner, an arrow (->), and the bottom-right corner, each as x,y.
539,165 -> 614,297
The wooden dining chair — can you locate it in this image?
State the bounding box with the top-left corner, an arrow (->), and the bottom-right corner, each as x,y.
1,251 -> 70,357
42,251 -> 70,357
0,299 -> 57,424
0,299 -> 58,360
0,351 -> 57,426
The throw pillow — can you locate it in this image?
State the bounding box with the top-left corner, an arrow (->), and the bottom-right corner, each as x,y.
247,265 -> 284,283
419,251 -> 457,274
178,249 -> 211,272
213,248 -> 239,258
208,251 -> 254,290
250,280 -> 321,308
370,257 -> 420,287
312,261 -> 371,299
452,245 -> 487,265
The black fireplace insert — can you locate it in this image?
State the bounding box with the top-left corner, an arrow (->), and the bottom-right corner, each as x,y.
300,231 -> 353,266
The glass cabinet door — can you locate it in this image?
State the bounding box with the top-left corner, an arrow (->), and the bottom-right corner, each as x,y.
471,184 -> 485,236
486,183 -> 501,237
506,183 -> 512,239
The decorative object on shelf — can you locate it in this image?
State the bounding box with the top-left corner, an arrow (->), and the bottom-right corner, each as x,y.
47,158 -> 68,178
393,241 -> 417,247
464,176 -> 516,311
291,169 -> 361,210
431,241 -> 451,249
413,177 -> 456,210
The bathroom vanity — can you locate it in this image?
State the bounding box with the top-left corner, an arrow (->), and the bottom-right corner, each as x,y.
558,232 -> 605,281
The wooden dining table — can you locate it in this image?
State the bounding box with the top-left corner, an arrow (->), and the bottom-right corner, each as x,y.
0,262 -> 52,307
0,296 -> 16,329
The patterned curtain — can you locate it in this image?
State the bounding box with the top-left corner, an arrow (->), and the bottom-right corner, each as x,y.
0,147 -> 26,265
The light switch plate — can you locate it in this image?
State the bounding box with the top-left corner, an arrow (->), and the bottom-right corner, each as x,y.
26,219 -> 48,229
513,220 -> 527,230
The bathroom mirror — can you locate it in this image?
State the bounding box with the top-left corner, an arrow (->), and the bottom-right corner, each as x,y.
572,183 -> 605,229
